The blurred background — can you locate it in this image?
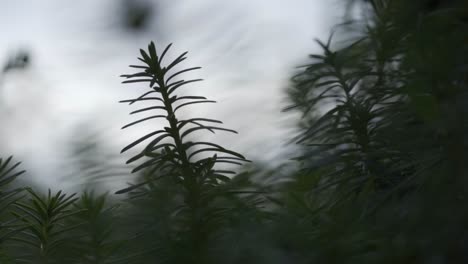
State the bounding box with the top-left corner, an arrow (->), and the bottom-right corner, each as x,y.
0,0 -> 343,190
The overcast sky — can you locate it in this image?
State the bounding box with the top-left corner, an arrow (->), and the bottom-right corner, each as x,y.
0,0 -> 343,190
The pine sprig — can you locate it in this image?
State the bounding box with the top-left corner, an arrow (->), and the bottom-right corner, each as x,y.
0,156 -> 26,245
117,42 -> 249,194
11,189 -> 83,263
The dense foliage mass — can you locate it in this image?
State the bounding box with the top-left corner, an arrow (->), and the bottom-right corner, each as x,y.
0,0 -> 467,263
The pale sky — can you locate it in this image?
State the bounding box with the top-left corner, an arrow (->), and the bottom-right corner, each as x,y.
0,0 -> 343,190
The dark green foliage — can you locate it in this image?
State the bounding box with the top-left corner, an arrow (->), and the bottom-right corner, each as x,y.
116,42 -> 261,263
280,0 -> 468,262
73,192 -> 123,264
0,156 -> 25,244
11,189 -> 82,263
1,0 -> 467,262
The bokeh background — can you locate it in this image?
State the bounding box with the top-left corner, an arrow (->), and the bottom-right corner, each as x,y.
0,0 -> 343,190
